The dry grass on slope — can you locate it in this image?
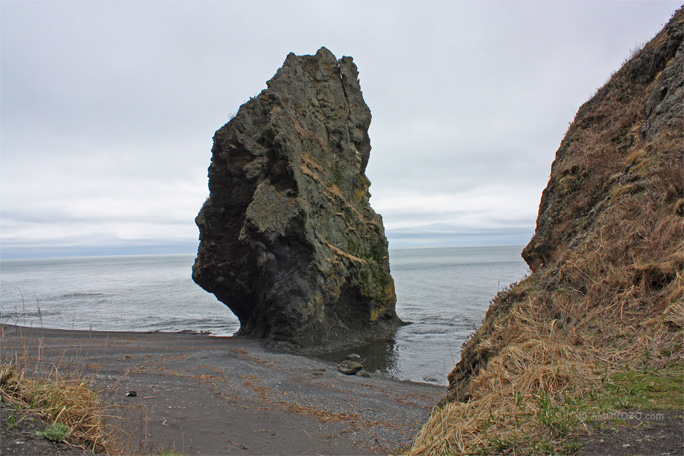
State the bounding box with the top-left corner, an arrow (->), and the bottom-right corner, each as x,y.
409,143 -> 683,454
1,355 -> 117,453
409,7 -> 683,456
409,192 -> 683,454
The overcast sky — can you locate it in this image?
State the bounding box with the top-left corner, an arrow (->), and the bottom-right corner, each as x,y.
0,1 -> 680,258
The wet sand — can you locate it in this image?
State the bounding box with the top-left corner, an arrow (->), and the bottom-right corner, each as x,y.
1,324 -> 444,455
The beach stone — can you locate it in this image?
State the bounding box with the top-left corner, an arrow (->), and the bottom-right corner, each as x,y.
338,360 -> 364,375
346,353 -> 362,361
193,47 -> 401,351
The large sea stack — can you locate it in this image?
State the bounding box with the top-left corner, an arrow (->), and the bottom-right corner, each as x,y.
193,47 -> 401,350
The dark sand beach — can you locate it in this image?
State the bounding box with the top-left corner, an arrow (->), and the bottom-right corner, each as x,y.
1,324 -> 444,455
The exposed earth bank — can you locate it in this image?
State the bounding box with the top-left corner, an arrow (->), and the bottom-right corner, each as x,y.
410,7 -> 683,456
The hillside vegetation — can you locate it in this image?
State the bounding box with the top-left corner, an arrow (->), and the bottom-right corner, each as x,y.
410,7 -> 683,455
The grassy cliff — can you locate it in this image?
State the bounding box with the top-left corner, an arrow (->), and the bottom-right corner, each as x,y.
410,7 -> 683,455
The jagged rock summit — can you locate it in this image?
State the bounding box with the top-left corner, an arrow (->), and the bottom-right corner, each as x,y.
193,47 -> 401,351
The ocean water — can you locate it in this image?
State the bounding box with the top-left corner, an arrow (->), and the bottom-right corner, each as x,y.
0,246 -> 528,385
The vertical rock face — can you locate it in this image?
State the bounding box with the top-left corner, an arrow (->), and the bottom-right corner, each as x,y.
193,47 -> 401,350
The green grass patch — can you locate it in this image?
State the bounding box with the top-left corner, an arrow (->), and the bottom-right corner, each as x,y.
36,422 -> 71,442
591,361 -> 684,413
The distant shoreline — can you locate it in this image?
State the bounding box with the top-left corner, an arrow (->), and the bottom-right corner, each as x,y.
0,243 -> 527,261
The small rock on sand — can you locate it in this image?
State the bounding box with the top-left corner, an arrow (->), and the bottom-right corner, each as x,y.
338,360 -> 363,375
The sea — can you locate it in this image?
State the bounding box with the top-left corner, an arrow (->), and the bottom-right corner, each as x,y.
0,245 -> 529,385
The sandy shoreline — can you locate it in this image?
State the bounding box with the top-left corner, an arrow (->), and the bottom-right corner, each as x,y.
1,324 -> 444,455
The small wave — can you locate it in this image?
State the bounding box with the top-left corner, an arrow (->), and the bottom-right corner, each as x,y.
61,292 -> 109,299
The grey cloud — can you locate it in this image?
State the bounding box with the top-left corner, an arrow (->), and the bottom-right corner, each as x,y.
1,1 -> 680,257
